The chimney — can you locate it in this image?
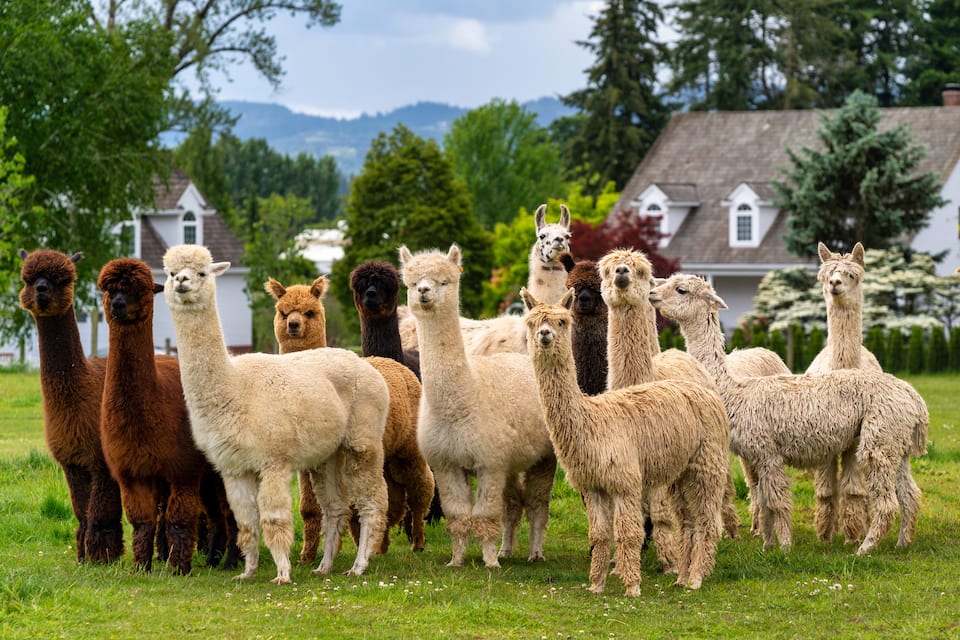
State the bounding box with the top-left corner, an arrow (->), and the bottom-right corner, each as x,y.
943,83 -> 960,107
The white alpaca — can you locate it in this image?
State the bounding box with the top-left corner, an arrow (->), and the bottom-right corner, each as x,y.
398,243 -> 556,568
650,274 -> 928,555
163,245 -> 389,584
399,204 -> 572,356
521,287 -> 727,595
807,242 -> 883,544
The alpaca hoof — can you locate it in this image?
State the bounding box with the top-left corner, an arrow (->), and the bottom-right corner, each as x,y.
624,584 -> 641,597
527,553 -> 546,563
484,560 -> 502,569
233,572 -> 254,581
588,583 -> 605,594
270,575 -> 292,585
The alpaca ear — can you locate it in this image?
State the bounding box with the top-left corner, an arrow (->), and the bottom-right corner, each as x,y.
310,275 -> 328,299
264,277 -> 285,300
447,243 -> 462,267
18,248 -> 27,260
534,203 -> 546,230
851,242 -> 865,266
560,287 -> 575,310
519,286 -> 537,311
70,252 -> 85,264
704,289 -> 728,311
210,261 -> 230,277
653,277 -> 666,286
817,242 -> 832,263
153,283 -> 164,295
559,252 -> 575,273
398,245 -> 413,266
559,204 -> 571,228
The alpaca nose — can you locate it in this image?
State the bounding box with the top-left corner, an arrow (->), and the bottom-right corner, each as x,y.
35,278 -> 50,293
615,265 -> 629,275
287,318 -> 301,333
538,327 -> 554,345
364,286 -> 378,302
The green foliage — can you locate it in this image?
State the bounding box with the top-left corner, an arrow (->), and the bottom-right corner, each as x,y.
804,326 -> 825,368
907,326 -> 926,374
749,326 -> 770,350
865,326 -> 887,370
769,328 -> 787,363
789,324 -> 807,372
331,125 -> 492,330
886,328 -> 905,373
658,326 -> 675,351
903,0 -> 960,105
950,326 -> 960,372
444,99 -> 566,230
925,326 -> 949,373
729,327 -> 746,352
775,91 -> 945,258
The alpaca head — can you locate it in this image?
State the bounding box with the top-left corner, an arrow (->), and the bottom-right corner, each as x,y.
817,242 -> 865,308
533,204 -> 572,264
560,252 -> 605,318
18,249 -> 83,318
649,274 -> 728,326
398,244 -> 462,317
350,261 -> 401,320
264,275 -> 328,349
598,248 -> 654,310
520,286 -> 575,357
98,258 -> 164,325
162,244 -> 230,312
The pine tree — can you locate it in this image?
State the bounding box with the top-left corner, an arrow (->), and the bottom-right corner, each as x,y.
886,328 -> 905,373
805,326 -> 825,369
562,0 -> 671,195
729,327 -> 746,353
926,326 -> 949,373
865,326 -> 887,370
907,326 -> 926,374
774,90 -> 945,258
769,328 -> 788,364
750,326 -> 770,350
949,326 -> 960,372
790,324 -> 807,372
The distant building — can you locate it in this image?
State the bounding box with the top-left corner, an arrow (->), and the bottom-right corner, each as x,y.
295,226 -> 345,275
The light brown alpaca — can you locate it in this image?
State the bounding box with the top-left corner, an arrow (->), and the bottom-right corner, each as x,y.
265,276 -> 434,561
597,248 -> 740,564
521,287 -> 727,594
651,274 -> 928,555
806,242 -> 883,545
399,244 -> 556,568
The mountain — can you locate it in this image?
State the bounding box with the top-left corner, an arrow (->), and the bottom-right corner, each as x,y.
219,97 -> 575,177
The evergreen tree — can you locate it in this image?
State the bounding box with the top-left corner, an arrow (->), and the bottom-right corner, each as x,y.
750,326 -> 770,350
659,326 -> 675,351
885,327 -> 905,373
906,326 -> 926,374
903,0 -> 960,106
865,326 -> 887,370
769,328 -> 788,364
805,326 -> 825,369
775,91 -> 945,258
561,0 -> 671,195
729,327 -> 746,353
789,324 -> 807,372
949,326 -> 960,372
926,326 -> 949,373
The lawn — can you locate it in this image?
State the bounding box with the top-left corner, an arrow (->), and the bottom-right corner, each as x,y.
1,369 -> 958,639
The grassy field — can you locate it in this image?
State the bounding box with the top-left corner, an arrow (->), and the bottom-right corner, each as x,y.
1,368 -> 958,639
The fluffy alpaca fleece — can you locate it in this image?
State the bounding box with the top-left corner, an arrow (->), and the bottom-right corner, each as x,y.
266,275 -> 435,560
650,274 -> 928,554
350,261 -> 421,379
399,244 -> 557,567
98,258 -> 237,574
597,248 -> 739,564
398,204 -> 572,356
164,245 -> 389,584
18,249 -> 124,563
559,253 -> 607,396
521,288 -> 727,594
806,242 -> 883,544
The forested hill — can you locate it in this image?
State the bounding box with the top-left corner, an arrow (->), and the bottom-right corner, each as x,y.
221,97 -> 574,177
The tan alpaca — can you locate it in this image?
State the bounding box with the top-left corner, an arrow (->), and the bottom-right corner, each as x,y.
807,242 -> 883,545
521,287 -> 727,594
399,244 -> 556,568
264,276 -> 434,561
651,274 -> 928,555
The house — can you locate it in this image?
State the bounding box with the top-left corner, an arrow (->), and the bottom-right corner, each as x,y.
612,89 -> 960,330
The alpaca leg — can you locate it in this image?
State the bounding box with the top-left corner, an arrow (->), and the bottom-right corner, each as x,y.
813,457 -> 840,542
154,484 -> 171,563
521,455 -> 557,562
198,471 -> 239,569
498,473 -> 523,560
739,457 -> 761,537
894,457 -> 922,548
254,467 -> 294,585
85,468 -> 125,563
857,452 -> 899,556
474,470 -> 508,568
676,471 -> 724,590
339,446 -> 388,576
298,470 -> 323,565
721,464 -> 740,539
584,490 -> 614,594
222,473 -> 261,580
310,465 -> 346,575
376,475 -> 408,555
839,446 -> 869,543
120,478 -> 161,572
646,486 -> 680,573
612,493 -> 646,597
60,464 -> 92,563
433,465 -> 473,567
399,457 -> 435,552
165,482 -> 203,575
754,460 -> 793,550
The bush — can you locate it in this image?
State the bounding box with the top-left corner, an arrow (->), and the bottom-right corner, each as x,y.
886,328 -> 905,373
750,326 -> 769,349
950,327 -> 960,372
659,326 -> 675,351
926,326 -> 948,373
790,324 -> 806,372
804,326 -> 825,370
729,327 -> 746,353
865,326 -> 886,369
769,329 -> 787,363
907,326 -> 925,374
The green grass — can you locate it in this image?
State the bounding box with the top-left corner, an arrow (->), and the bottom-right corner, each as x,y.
1,371 -> 958,639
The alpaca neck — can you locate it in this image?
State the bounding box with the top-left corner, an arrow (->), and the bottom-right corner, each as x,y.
571,312 -> 607,395
413,296 -> 473,404
169,298 -> 233,401
528,248 -> 567,304
825,297 -> 863,369
679,312 -> 739,399
530,338 -> 591,459
104,315 -> 159,404
606,304 -> 658,388
35,310 -> 91,393
359,312 -> 405,363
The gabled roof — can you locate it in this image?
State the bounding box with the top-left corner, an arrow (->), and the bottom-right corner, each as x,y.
613,107 -> 960,266
152,168 -> 202,210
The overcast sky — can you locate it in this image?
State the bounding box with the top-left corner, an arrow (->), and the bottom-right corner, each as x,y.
189,1 -> 603,119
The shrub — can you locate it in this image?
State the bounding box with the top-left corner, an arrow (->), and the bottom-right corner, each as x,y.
729,327 -> 746,353
865,326 -> 886,369
805,326 -> 825,370
790,324 -> 806,372
886,328 -> 905,373
907,326 -> 925,374
926,326 -> 948,373
659,326 -> 675,351
750,326 -> 770,349
950,326 -> 960,372
769,328 -> 787,363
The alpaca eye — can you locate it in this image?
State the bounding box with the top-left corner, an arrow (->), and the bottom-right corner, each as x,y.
558,319 -> 566,327
539,234 -> 546,241
676,287 -> 688,295
280,311 -> 288,319
198,272 -> 206,278
305,311 -> 315,318
440,280 -> 448,286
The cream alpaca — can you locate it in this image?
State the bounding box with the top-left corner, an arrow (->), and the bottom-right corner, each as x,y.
521,287 -> 727,595
806,242 -> 882,544
399,204 -> 572,355
163,245 -> 389,584
399,244 -> 557,568
650,274 -> 928,554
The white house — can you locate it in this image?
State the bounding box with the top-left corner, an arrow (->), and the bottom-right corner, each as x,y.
611,89 -> 960,329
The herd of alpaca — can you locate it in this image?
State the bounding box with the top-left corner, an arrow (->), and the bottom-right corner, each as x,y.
17,204 -> 933,594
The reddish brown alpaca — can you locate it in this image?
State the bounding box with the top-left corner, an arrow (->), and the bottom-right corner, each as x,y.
98,258 -> 236,574
18,249 -> 124,563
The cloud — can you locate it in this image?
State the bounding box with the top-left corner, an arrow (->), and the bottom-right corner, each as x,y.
445,18 -> 491,54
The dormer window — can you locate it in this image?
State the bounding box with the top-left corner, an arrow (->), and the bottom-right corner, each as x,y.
182,212 -> 197,244
735,204 -> 753,242
632,183 -> 700,249
725,183 -> 778,249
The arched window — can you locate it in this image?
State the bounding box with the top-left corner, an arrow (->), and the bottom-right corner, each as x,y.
735,203 -> 753,242
182,212 -> 197,244
646,203 -> 662,214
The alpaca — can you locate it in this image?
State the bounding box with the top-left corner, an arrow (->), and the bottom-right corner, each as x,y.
350,261 -> 421,379
559,253 -> 607,396
98,258 -> 237,574
265,275 -> 435,561
398,204 -> 572,356
17,249 -> 124,563
398,244 -> 557,568
806,242 -> 883,544
520,287 -> 727,594
164,244 -> 390,584
650,274 -> 928,554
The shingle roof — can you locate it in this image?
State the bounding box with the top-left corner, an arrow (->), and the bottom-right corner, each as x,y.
152,168 -> 197,211
613,107 -> 960,266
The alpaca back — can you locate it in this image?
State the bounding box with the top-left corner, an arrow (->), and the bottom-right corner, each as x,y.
727,347 -> 790,377
364,356 -> 421,457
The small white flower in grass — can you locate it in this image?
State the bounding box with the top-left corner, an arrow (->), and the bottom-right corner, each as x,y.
37,551 -> 43,557
829,583 -> 842,591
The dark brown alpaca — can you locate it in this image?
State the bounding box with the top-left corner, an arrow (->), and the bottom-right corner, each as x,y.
350,261 -> 420,379
98,257 -> 237,574
559,253 -> 608,396
18,249 -> 124,563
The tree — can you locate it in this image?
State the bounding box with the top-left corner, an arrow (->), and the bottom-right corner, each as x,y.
562,0 -> 671,195
444,99 -> 566,230
775,91 -> 945,258
330,125 -> 492,335
903,0 -> 960,106
570,208 -> 679,276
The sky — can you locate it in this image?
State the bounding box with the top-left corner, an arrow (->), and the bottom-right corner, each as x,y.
191,1 -> 604,119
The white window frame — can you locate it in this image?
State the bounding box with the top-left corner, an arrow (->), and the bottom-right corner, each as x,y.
181,211 -> 198,245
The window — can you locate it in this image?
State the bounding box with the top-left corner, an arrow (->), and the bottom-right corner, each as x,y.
183,212 -> 197,244
646,203 -> 662,213
735,204 -> 753,242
